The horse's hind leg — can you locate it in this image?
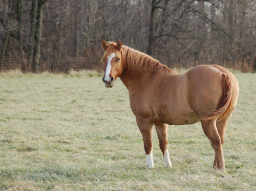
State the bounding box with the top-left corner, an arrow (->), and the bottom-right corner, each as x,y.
201,120 -> 225,170
216,118 -> 229,145
155,123 -> 172,167
136,116 -> 154,168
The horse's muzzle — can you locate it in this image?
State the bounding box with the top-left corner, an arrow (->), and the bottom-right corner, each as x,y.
103,76 -> 114,88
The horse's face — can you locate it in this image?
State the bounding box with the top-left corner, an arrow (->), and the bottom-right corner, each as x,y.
101,40 -> 123,88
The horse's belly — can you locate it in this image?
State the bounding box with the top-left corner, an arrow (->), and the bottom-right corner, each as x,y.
181,112 -> 200,125
154,109 -> 199,125
169,113 -> 199,125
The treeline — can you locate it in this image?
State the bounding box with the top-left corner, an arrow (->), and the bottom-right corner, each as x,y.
0,0 -> 256,73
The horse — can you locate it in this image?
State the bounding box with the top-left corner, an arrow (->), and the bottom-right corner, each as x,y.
100,40 -> 239,170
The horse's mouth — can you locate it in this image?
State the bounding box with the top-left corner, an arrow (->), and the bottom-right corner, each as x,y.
105,82 -> 114,88
103,76 -> 115,88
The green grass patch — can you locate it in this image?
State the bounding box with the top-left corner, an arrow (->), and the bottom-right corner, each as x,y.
0,70 -> 255,190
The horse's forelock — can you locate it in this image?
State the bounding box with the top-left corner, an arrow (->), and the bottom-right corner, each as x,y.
108,42 -> 119,49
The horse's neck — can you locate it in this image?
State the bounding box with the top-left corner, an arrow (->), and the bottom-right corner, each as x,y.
119,47 -> 175,90
119,61 -> 136,90
119,48 -> 158,90
119,61 -> 140,90
119,74 -> 131,90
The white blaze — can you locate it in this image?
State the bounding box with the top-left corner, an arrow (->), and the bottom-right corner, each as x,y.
104,53 -> 115,82
146,152 -> 154,168
164,149 -> 172,167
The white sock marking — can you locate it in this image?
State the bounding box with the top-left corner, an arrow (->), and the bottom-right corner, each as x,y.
104,53 -> 115,82
164,149 -> 172,167
146,152 -> 154,168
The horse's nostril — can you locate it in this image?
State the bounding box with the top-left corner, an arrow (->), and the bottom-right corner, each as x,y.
110,77 -> 114,82
102,77 -> 105,83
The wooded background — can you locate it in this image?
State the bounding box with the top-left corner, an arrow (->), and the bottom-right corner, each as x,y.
0,0 -> 256,73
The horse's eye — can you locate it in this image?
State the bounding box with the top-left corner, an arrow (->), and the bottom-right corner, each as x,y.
116,58 -> 120,62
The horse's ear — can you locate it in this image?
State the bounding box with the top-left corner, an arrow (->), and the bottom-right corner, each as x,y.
101,40 -> 109,51
117,40 -> 122,51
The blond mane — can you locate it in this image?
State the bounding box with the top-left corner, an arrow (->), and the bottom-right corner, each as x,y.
120,45 -> 175,77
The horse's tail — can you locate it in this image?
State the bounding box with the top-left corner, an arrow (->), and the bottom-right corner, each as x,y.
201,73 -> 233,121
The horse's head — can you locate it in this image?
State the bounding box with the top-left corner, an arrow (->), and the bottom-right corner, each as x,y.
101,40 -> 123,88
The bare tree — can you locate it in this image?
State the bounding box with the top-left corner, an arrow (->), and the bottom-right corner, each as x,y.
1,0 -> 256,72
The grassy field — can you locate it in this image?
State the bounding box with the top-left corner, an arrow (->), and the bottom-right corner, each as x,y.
0,69 -> 255,190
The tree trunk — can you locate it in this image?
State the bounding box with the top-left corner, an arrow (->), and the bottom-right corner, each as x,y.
57,3 -> 64,72
253,55 -> 256,72
28,0 -> 37,71
17,0 -> 23,59
75,19 -> 79,57
33,0 -> 47,73
147,0 -> 158,56
1,31 -> 9,71
228,0 -> 234,68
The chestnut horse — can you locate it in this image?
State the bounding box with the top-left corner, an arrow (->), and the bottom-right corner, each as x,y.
101,40 -> 239,170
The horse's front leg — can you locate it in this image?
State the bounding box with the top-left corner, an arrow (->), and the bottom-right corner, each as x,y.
136,116 -> 154,168
155,123 -> 172,168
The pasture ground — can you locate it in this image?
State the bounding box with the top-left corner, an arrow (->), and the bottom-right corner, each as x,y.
0,69 -> 255,190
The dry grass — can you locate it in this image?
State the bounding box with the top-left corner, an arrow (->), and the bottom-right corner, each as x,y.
0,70 -> 255,190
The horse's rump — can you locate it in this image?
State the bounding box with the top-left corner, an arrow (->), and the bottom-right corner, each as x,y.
201,72 -> 233,121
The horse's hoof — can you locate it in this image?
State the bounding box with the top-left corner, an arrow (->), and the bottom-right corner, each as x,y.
146,164 -> 154,169
213,166 -> 225,172
164,162 -> 172,168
